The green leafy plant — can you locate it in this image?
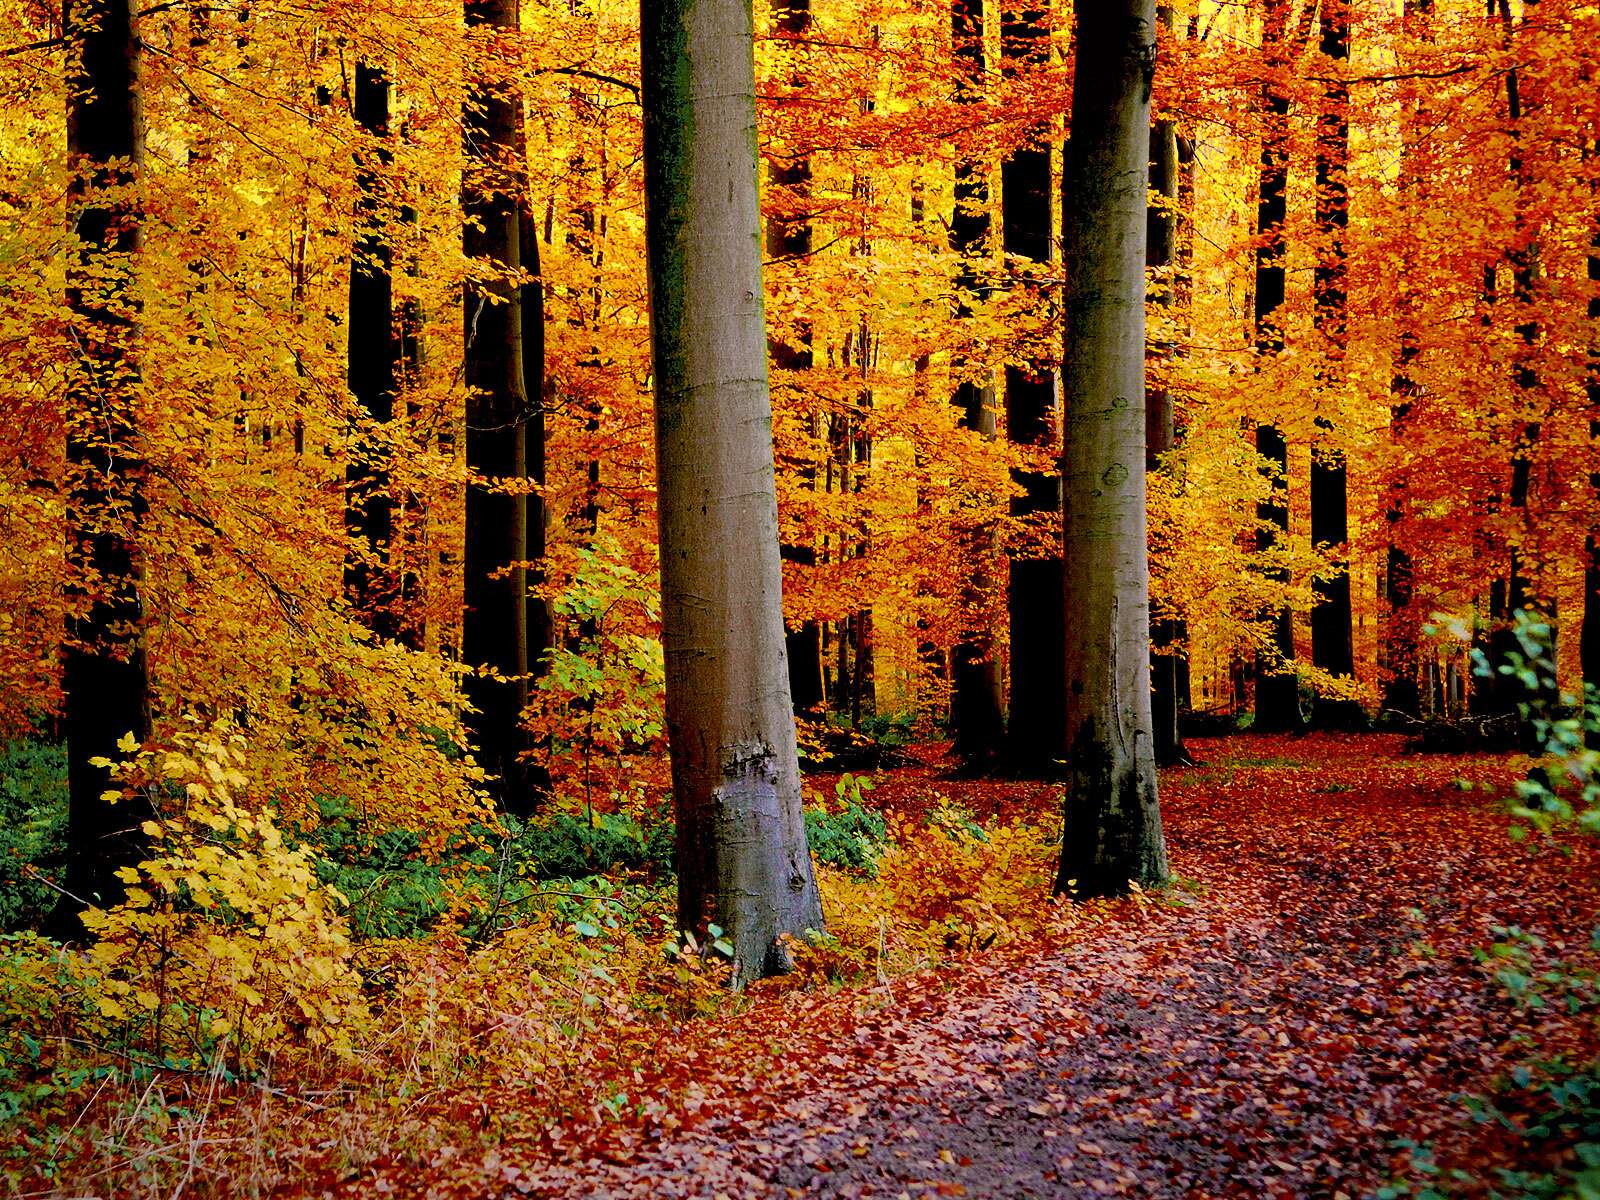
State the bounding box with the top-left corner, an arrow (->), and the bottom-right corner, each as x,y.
0,741 -> 66,933
804,779 -> 887,875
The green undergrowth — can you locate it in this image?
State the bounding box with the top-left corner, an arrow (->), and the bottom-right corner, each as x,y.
0,745 -> 892,942
0,741 -> 66,932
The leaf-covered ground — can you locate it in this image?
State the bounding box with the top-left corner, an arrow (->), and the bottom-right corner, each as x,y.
339,734 -> 1599,1199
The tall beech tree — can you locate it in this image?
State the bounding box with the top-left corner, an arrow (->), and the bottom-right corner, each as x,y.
641,0 -> 824,983
1309,0 -> 1357,722
1002,4 -> 1065,776
1054,0 -> 1170,898
949,0 -> 1005,767
58,0 -> 152,924
1147,3 -> 1189,768
462,0 -> 548,812
767,0 -> 826,715
346,62 -> 401,642
1252,0 -> 1300,733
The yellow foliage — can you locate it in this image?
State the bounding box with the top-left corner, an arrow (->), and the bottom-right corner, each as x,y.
806,804 -> 1062,980
81,722 -> 367,1068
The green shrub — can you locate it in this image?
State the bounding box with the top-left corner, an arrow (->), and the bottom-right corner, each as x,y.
0,742 -> 66,933
804,784 -> 887,875
301,797 -> 457,939
513,810 -> 674,882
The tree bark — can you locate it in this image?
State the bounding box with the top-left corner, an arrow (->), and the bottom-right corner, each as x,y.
1384,0 -> 1432,719
1002,4 -> 1066,776
1252,0 -> 1300,733
767,0 -> 827,716
1585,142 -> 1600,730
1309,0 -> 1359,726
462,0 -> 546,814
57,0 -> 152,930
1146,4 -> 1190,767
1054,0 -> 1170,899
641,0 -> 824,984
948,0 -> 1006,768
346,62 -> 400,642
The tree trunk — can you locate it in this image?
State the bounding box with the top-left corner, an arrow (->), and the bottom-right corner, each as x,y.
949,0 -> 1006,768
1479,0 -> 1551,728
346,62 -> 400,642
767,0 -> 827,716
1146,4 -> 1190,767
58,0 -> 152,928
1002,4 -> 1066,777
1054,0 -> 1170,899
641,0 -> 824,984
462,0 -> 546,814
1584,143 -> 1600,732
1384,0 -> 1432,718
1252,0 -> 1300,733
1309,0 -> 1359,726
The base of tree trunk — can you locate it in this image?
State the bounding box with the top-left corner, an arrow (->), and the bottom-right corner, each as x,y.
1308,697 -> 1369,732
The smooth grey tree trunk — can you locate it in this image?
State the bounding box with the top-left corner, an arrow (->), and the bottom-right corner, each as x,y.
641,0 -> 824,984
1054,0 -> 1170,898
58,0 -> 153,931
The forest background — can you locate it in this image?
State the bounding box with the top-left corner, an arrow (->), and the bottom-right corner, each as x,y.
2,0 -> 1600,1194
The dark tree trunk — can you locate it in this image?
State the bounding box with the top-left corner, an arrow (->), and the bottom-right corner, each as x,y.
58,0 -> 152,929
1146,5 -> 1190,767
462,0 -> 546,814
1382,3 -> 1431,720
1252,0 -> 1300,732
950,0 -> 1005,767
346,63 -> 400,642
1584,143 -> 1600,733
1054,0 -> 1170,898
1002,4 -> 1065,777
1478,0 -> 1551,727
1309,0 -> 1360,726
642,0 -> 824,984
767,0 -> 827,717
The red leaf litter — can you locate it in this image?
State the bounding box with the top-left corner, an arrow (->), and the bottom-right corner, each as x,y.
329,735 -> 1600,1199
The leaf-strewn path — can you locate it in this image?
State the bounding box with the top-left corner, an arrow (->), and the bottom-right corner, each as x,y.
370,736 -> 1600,1199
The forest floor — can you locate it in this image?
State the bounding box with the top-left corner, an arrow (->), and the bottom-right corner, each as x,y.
384,733 -> 1600,1200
